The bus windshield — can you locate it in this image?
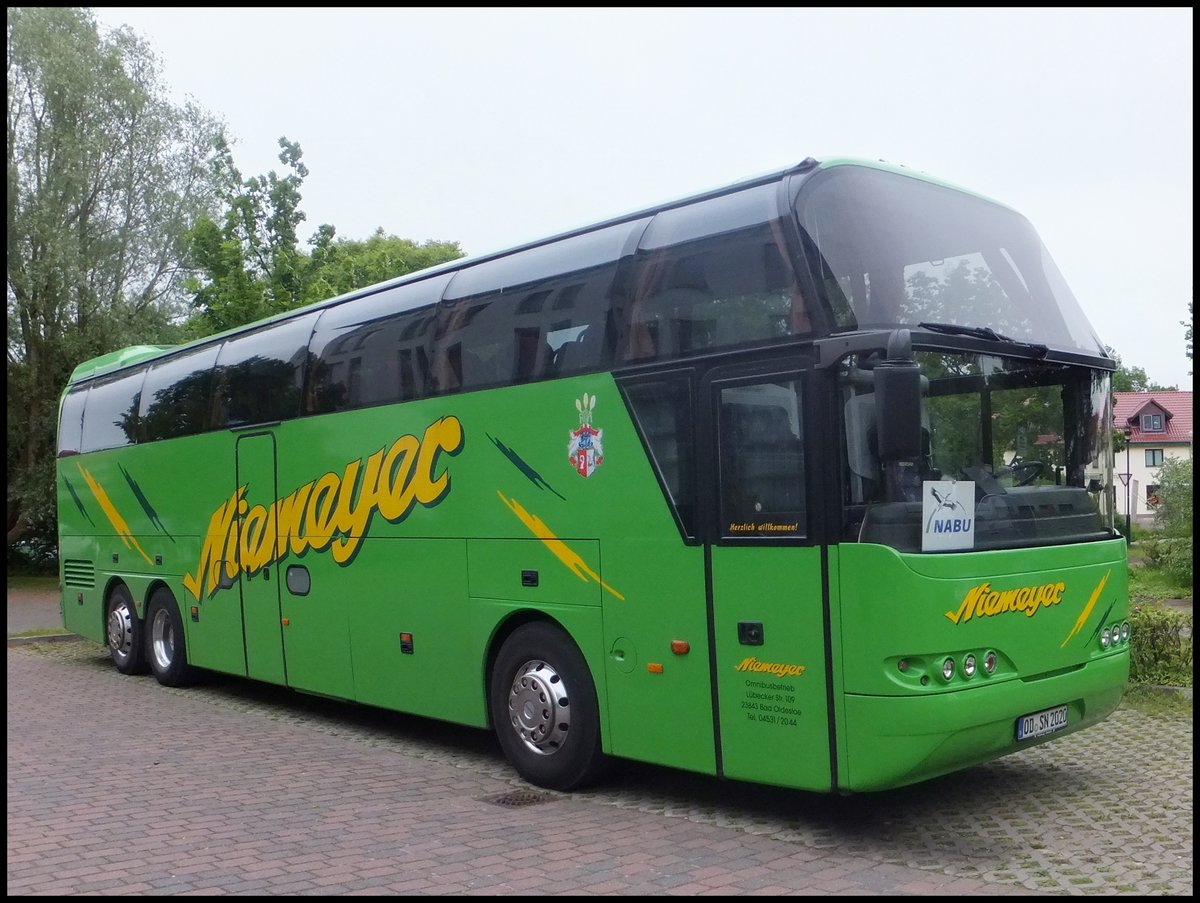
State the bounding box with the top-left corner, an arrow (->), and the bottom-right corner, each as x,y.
795,164 -> 1105,357
838,347 -> 1115,552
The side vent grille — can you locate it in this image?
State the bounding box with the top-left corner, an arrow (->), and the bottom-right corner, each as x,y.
63,559 -> 96,588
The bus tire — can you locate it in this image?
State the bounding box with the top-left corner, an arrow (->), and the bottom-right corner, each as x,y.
489,622 -> 607,792
106,585 -> 147,675
145,588 -> 200,687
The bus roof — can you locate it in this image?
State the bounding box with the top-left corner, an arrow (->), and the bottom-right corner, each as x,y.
65,156 -> 1010,386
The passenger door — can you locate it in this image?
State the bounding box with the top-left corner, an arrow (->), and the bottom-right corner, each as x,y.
235,431 -> 286,684
704,363 -> 832,791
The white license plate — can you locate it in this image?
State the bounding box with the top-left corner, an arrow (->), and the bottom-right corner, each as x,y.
1016,704 -> 1069,741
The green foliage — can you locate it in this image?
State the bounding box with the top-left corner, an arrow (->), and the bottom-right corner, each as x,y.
185,140 -> 464,335
1127,604 -> 1193,687
7,7 -> 222,551
302,228 -> 463,306
1140,537 -> 1193,585
1152,457 -> 1192,539
1128,560 -> 1193,605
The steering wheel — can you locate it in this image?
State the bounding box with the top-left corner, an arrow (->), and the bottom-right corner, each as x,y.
1010,460 -> 1047,487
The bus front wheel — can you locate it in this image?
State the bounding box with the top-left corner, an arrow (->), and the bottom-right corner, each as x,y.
106,585 -> 147,675
489,622 -> 606,791
145,588 -> 199,687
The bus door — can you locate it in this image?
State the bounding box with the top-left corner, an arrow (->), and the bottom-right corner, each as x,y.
704,365 -> 832,791
235,432 -> 286,685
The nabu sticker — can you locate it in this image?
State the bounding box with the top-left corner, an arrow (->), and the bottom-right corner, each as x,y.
922,479 -> 975,551
568,393 -> 604,478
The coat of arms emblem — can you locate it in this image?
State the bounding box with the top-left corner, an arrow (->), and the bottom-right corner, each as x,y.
568,393 -> 604,478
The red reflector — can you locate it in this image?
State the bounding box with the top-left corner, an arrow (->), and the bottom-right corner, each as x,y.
647,662 -> 664,674
670,639 -> 689,655
400,633 -> 413,642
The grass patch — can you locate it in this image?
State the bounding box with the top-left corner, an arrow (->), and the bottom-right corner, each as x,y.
9,627 -> 68,638
1128,561 -> 1192,603
1119,684 -> 1192,717
6,574 -> 58,593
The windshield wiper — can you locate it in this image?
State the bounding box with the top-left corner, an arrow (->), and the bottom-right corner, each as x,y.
918,322 -> 1048,358
918,321 -> 1013,342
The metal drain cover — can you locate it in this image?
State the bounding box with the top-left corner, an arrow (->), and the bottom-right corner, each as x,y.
481,789 -> 554,808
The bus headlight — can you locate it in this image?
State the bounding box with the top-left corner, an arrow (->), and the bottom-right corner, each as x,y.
963,654 -> 977,678
1121,622 -> 1130,643
983,651 -> 997,674
941,657 -> 955,681
1101,627 -> 1111,648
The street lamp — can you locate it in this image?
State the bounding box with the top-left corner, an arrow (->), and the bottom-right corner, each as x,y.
1122,426 -> 1132,544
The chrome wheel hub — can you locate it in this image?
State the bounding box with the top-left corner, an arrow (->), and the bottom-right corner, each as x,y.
150,607 -> 175,672
107,602 -> 134,659
507,659 -> 571,755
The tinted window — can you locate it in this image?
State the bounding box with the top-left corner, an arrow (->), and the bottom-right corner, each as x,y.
139,344 -> 219,441
80,370 -> 145,453
795,165 -> 1105,355
431,221 -> 643,392
622,376 -> 696,538
622,184 -> 811,363
212,315 -> 317,428
57,387 -> 88,456
719,379 -> 806,538
308,277 -> 450,414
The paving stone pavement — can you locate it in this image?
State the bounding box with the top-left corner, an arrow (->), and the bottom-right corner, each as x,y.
7,640 -> 1192,896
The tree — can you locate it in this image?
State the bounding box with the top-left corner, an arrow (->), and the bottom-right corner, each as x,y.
186,138 -> 463,335
303,228 -> 463,305
1154,457 -> 1192,538
1183,299 -> 1192,377
185,136 -> 309,333
7,7 -> 222,548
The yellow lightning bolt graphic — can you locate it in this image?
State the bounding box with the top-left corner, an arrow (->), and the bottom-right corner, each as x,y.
1060,570 -> 1110,649
76,463 -> 154,567
497,491 -> 625,600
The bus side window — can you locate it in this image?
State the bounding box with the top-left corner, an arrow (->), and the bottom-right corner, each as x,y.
621,377 -> 696,539
57,386 -> 88,456
80,369 -> 146,452
622,184 -> 806,364
307,278 -> 448,414
718,381 -> 806,538
211,314 -> 315,428
140,344 -> 219,441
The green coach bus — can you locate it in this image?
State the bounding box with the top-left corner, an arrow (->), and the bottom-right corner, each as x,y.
56,157 -> 1129,793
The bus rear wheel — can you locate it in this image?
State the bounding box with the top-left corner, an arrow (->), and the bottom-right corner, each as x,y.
145,588 -> 199,687
106,585 -> 147,675
489,622 -> 606,791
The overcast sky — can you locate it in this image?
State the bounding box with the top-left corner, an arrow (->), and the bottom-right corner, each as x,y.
92,7 -> 1194,388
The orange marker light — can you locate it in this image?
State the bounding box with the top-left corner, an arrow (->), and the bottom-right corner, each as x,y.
647,662 -> 664,674
281,618 -> 290,626
670,639 -> 690,655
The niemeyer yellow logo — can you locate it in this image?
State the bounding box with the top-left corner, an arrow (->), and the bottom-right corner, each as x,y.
735,657 -> 807,678
184,416 -> 464,601
945,580 -> 1066,624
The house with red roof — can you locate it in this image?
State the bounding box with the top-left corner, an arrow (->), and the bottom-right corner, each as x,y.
1112,390 -> 1193,524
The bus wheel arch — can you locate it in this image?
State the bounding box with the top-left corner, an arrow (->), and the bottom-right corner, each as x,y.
144,584 -> 200,687
487,616 -> 607,791
104,580 -> 147,675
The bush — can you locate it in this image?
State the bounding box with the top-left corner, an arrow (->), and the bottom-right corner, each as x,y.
1140,536 -> 1194,585
6,536 -> 59,577
1127,604 -> 1193,687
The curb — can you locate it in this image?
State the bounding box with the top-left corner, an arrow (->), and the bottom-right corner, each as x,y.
7,633 -> 83,647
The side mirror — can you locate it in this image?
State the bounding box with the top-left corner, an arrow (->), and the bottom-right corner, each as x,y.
873,329 -> 922,461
